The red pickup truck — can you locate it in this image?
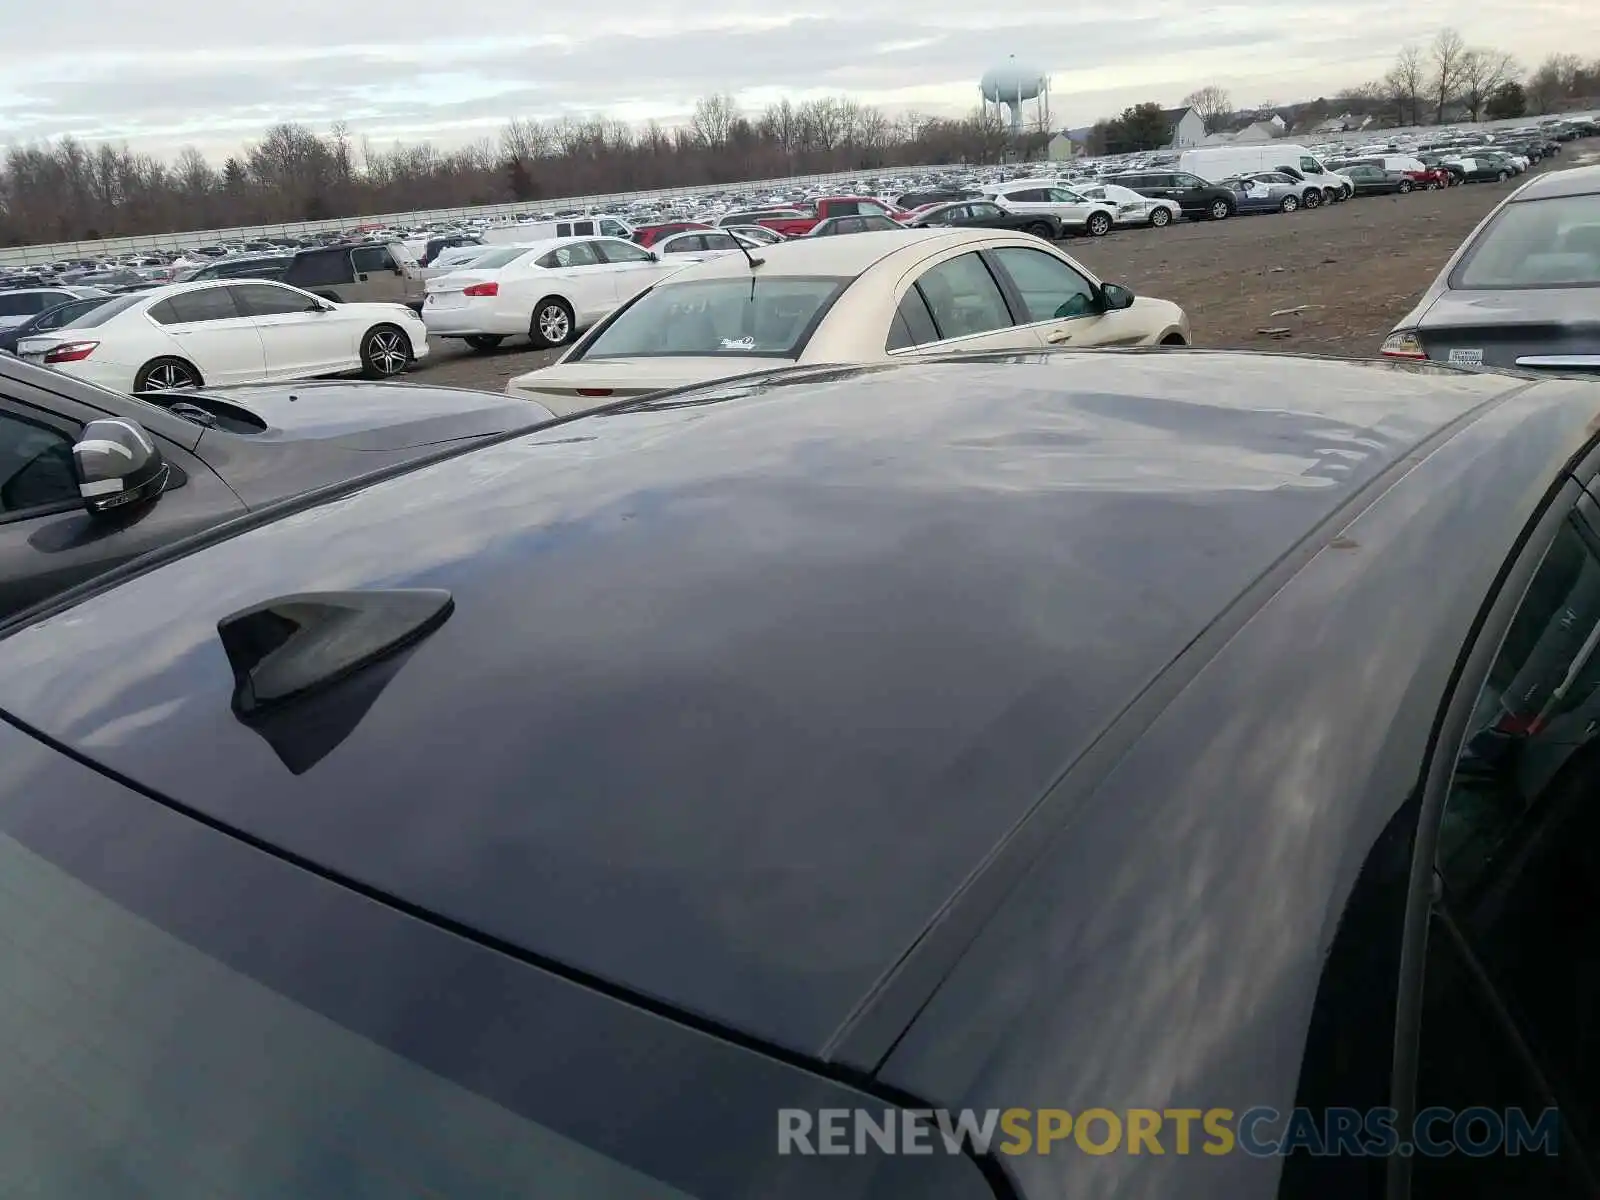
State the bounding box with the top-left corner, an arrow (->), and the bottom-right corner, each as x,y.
757,197 -> 908,238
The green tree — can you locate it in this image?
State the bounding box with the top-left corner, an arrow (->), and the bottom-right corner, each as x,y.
1103,102 -> 1172,154
1485,80 -> 1527,120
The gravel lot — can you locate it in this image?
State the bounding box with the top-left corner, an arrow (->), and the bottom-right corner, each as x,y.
411,150 -> 1597,392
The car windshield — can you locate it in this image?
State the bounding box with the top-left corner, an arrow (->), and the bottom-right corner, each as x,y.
577,276 -> 849,359
59,293 -> 147,328
1451,195 -> 1600,289
468,247 -> 538,270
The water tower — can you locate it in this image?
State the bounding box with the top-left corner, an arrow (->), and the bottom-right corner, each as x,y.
980,55 -> 1050,135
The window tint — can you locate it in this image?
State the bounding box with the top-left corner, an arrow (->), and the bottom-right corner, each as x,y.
826,201 -> 860,216
231,283 -> 314,317
886,288 -> 940,351
1172,174 -> 1207,188
34,298 -> 105,331
858,216 -> 898,230
351,246 -> 397,274
599,219 -> 630,237
596,240 -> 653,264
913,252 -> 1013,340
858,201 -> 891,216
287,250 -> 353,287
577,277 -> 847,359
1005,188 -> 1049,203
969,203 -> 1004,220
1048,188 -> 1084,203
990,247 -> 1097,323
662,236 -> 706,254
0,293 -> 51,317
0,411 -> 77,516
701,234 -> 740,250
536,242 -> 600,269
1452,196 -> 1600,289
59,294 -> 141,329
1426,509 -> 1600,1171
157,287 -> 241,324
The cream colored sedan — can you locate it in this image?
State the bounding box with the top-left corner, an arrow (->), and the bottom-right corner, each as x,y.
504,228 -> 1190,412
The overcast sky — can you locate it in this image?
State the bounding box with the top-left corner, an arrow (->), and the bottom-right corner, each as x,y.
0,0 -> 1587,161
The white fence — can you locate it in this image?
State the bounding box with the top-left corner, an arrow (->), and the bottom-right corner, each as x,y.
0,165 -> 964,268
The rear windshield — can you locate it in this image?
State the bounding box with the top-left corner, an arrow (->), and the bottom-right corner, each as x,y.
1451,195 -> 1600,289
59,292 -> 147,328
464,247 -> 537,270
577,276 -> 849,359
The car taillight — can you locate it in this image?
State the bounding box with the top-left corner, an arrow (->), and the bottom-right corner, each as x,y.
43,340 -> 99,364
463,282 -> 499,297
1380,330 -> 1427,360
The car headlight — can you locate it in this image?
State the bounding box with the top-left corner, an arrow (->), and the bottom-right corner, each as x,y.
1380,330 -> 1427,360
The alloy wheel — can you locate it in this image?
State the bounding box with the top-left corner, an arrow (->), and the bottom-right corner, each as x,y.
146,363 -> 196,390
539,305 -> 571,343
367,329 -> 408,375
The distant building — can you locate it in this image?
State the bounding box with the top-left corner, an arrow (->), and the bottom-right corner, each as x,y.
1047,127 -> 1094,161
1163,106 -> 1206,149
1232,120 -> 1286,144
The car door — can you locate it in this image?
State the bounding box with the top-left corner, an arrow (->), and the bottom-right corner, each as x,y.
0,392 -> 244,617
996,187 -> 1049,219
885,249 -> 1038,357
350,245 -> 406,304
985,244 -> 1146,349
147,286 -> 267,385
592,238 -> 675,308
535,241 -> 621,322
232,282 -> 358,379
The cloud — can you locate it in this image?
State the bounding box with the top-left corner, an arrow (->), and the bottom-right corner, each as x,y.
0,0 -> 1587,158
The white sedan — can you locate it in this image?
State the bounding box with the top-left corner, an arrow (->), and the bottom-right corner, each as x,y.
1075,183 -> 1180,228
653,230 -> 765,259
505,228 -> 1190,413
16,279 -> 428,392
421,236 -> 688,351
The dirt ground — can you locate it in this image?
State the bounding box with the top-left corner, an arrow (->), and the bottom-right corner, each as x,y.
410,151 -> 1596,391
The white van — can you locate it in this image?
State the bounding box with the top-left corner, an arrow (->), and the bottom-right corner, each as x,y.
1178,144 -> 1353,204
482,215 -> 634,245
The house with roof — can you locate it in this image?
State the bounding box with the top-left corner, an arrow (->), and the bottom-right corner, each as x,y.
1047,126 -> 1094,161
1164,106 -> 1206,149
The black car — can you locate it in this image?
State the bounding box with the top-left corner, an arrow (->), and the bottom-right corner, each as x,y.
0,295 -> 110,355
802,214 -> 904,237
905,199 -> 1061,239
1339,163 -> 1416,196
175,253 -> 293,283
1384,163 -> 1600,373
895,189 -> 983,210
0,353 -> 558,616
4,351 -> 1600,1198
1109,170 -> 1237,220
418,234 -> 483,267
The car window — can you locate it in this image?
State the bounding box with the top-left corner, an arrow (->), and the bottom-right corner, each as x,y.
596,240 -> 654,264
231,283 -> 315,317
0,293 -> 49,318
599,220 -> 630,237
970,203 -> 1006,220
155,287 -> 242,324
1048,189 -> 1084,203
826,201 -> 860,216
1300,157 -> 1322,173
886,287 -> 941,351
1417,508 -> 1600,1186
912,252 -> 1014,340
1451,196 -> 1600,289
35,299 -> 103,331
701,233 -> 740,250
351,246 -> 397,274
287,251 -> 353,288
663,236 -> 705,254
0,410 -> 77,517
990,246 -> 1097,323
537,243 -> 600,269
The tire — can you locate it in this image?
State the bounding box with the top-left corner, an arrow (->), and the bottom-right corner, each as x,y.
360,324 -> 411,379
1398,179 -> 1413,194
1149,207 -> 1172,227
1302,188 -> 1322,209
1208,198 -> 1233,221
1325,188 -> 1341,205
465,334 -> 504,352
133,357 -> 202,393
1425,179 -> 1440,190
529,297 -> 576,349
1497,170 -> 1509,182
1023,221 -> 1055,239
1279,194 -> 1299,213
1086,211 -> 1112,237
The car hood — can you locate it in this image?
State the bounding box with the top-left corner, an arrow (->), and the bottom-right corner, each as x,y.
507,356 -> 792,414
166,380 -> 555,451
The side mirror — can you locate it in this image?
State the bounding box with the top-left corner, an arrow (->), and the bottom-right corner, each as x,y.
1101,283 -> 1136,311
72,417 -> 169,515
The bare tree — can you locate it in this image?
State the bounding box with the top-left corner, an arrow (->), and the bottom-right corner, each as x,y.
1182,85 -> 1233,133
1385,45 -> 1427,126
1527,52 -> 1584,113
1428,27 -> 1469,123
690,93 -> 737,149
1457,49 -> 1519,122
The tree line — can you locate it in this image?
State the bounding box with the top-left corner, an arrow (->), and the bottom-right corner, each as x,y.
2,35 -> 1595,250
0,98 -> 1023,249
